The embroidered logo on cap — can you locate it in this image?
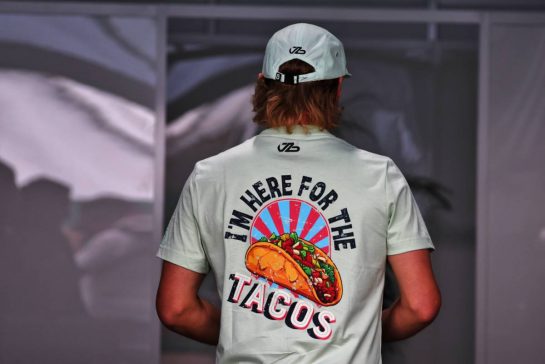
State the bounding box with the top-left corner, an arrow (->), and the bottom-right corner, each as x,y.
289,46 -> 306,54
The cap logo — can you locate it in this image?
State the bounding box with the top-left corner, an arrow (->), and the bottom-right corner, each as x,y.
289,46 -> 306,55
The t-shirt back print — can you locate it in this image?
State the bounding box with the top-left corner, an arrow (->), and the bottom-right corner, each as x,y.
224,174 -> 356,340
157,126 -> 436,363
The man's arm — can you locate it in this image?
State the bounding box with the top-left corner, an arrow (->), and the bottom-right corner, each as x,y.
155,260 -> 221,345
382,249 -> 441,342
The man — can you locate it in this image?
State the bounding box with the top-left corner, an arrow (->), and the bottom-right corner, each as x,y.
156,23 -> 441,363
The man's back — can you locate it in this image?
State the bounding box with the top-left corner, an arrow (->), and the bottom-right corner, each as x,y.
157,124 -> 434,363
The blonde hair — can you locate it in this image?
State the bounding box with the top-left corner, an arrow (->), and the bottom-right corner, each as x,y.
252,59 -> 342,133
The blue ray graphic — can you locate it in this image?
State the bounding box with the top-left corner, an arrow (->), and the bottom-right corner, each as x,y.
251,225 -> 267,240
258,277 -> 278,290
315,236 -> 329,249
259,207 -> 280,236
296,203 -> 311,237
278,200 -> 291,234
304,217 -> 325,241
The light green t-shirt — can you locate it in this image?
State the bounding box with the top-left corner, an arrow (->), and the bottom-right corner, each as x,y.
157,124 -> 434,364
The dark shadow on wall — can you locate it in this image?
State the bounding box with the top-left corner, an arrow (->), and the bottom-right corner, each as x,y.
0,160 -> 155,364
0,161 -> 120,363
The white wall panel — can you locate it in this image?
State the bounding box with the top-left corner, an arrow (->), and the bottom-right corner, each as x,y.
476,14 -> 545,364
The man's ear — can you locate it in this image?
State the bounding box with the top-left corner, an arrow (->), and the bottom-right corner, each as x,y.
258,72 -> 264,80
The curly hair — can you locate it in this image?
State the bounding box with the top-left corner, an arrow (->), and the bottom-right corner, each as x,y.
252,59 -> 343,133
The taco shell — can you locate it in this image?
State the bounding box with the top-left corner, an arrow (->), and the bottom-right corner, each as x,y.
245,239 -> 343,306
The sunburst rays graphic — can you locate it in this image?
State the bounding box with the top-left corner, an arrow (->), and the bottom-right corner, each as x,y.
248,197 -> 332,301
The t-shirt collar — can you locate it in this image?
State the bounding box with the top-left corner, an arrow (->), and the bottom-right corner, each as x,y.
258,124 -> 332,138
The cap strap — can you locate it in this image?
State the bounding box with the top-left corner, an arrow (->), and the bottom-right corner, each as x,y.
274,72 -> 300,85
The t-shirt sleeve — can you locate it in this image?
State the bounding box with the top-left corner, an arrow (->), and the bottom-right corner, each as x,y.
156,165 -> 211,274
385,158 -> 435,255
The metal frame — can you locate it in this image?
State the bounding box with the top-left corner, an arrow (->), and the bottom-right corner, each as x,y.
475,12 -> 490,364
0,2 -> 541,23
0,2 -> 157,15
0,2 -> 480,22
162,4 -> 481,23
150,6 -> 167,364
488,11 -> 545,23
2,2 -> 545,364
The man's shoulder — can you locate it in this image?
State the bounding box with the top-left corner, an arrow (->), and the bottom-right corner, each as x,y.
193,136 -> 256,176
328,134 -> 392,165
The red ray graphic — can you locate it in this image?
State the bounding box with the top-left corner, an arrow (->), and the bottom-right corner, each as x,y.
299,208 -> 320,241
308,225 -> 329,244
267,202 -> 286,236
289,199 -> 301,233
253,217 -> 272,241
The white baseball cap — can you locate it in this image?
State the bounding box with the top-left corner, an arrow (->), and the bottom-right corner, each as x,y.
262,23 -> 351,85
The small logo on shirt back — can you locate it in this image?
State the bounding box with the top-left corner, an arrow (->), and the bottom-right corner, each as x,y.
277,142 -> 300,152
289,46 -> 306,54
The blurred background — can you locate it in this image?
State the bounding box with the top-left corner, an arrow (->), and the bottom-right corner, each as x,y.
0,1 -> 544,364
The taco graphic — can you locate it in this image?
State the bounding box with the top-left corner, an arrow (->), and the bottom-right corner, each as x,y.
245,231 -> 343,306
